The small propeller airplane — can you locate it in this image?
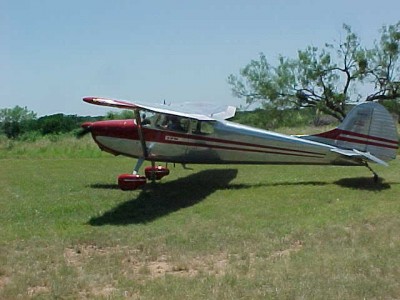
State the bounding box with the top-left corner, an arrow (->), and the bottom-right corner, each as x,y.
81,96 -> 398,190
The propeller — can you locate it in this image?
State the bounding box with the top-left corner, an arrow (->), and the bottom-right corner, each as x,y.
75,122 -> 92,139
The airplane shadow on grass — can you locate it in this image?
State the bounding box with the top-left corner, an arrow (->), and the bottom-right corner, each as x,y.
89,169 -> 238,226
228,177 -> 394,191
89,171 -> 396,226
334,177 -> 394,191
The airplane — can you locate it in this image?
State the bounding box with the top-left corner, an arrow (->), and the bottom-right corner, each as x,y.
81,96 -> 399,190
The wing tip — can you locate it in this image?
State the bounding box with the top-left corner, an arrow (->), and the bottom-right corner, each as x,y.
83,96 -> 96,103
83,96 -> 109,104
82,96 -> 137,109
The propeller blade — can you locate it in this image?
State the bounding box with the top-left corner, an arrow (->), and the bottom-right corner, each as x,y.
76,122 -> 93,139
75,128 -> 91,139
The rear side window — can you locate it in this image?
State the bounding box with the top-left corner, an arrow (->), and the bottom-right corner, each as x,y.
190,120 -> 214,135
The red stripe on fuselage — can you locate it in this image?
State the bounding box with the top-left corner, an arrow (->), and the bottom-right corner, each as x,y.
314,128 -> 398,149
144,128 -> 325,156
159,138 -> 324,158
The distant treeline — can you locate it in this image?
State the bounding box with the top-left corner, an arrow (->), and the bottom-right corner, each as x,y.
0,106 -> 138,140
0,106 -> 117,140
1,113 -> 103,140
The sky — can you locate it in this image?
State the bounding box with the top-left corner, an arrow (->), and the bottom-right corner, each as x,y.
1,0 -> 399,116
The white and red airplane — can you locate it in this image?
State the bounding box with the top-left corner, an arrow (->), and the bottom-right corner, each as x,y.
81,97 -> 398,190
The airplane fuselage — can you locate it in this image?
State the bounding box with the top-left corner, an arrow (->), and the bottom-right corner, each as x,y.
85,119 -> 363,166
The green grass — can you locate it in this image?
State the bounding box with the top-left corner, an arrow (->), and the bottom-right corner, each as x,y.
1,140 -> 400,298
0,134 -> 107,159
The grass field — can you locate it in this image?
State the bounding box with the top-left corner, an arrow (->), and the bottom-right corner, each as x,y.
1,137 -> 400,299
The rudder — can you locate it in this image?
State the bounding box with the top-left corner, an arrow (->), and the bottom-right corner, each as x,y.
306,102 -> 399,162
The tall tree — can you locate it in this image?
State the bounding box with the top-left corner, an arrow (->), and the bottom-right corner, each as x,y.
0,106 -> 37,138
366,22 -> 400,102
228,22 -> 400,121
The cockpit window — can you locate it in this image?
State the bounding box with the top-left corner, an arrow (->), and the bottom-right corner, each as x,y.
141,112 -> 214,134
155,114 -> 189,132
140,111 -> 155,126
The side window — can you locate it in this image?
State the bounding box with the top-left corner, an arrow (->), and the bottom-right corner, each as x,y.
190,120 -> 214,135
201,121 -> 214,134
155,114 -> 168,128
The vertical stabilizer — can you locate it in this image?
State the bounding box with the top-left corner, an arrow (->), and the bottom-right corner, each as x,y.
303,102 -> 399,162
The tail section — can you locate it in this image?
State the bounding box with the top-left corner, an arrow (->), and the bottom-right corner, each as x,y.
304,102 -> 399,163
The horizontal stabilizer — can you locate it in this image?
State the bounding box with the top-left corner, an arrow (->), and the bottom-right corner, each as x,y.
331,148 -> 388,166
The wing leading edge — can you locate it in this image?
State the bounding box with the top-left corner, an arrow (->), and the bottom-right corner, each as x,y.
83,97 -> 236,121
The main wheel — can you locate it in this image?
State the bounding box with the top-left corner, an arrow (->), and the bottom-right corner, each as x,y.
145,166 -> 170,180
118,174 -> 147,190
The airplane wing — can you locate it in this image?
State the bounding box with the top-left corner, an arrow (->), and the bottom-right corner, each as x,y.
83,97 -> 236,121
330,148 -> 389,166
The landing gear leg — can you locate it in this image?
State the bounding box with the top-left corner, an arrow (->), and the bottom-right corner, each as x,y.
133,157 -> 145,174
365,162 -> 379,183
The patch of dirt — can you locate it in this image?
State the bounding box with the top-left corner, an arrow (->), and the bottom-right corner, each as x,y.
84,284 -> 117,298
64,243 -> 229,280
64,244 -> 123,267
269,240 -> 303,260
27,285 -> 50,297
0,275 -> 11,290
123,252 -> 228,279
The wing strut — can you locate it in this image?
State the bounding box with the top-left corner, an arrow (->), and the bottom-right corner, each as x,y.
134,109 -> 148,158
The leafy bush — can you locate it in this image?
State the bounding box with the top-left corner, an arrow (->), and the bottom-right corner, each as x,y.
232,107 -> 318,129
382,100 -> 400,123
18,131 -> 42,142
